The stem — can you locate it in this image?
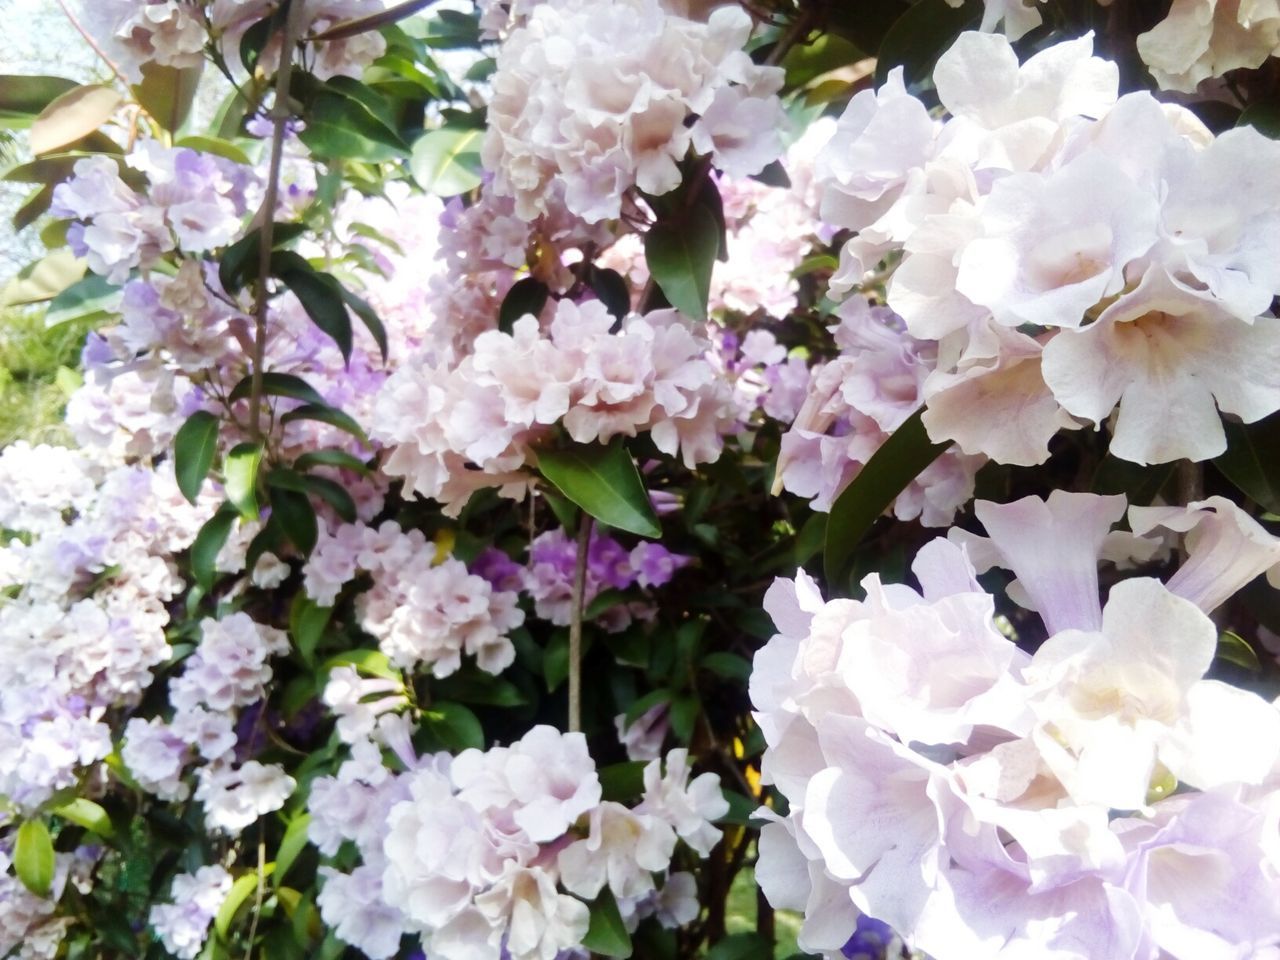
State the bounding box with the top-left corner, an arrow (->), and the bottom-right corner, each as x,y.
244,831 -> 267,960
764,1 -> 818,67
567,516 -> 593,733
55,0 -> 131,88
248,0 -> 309,441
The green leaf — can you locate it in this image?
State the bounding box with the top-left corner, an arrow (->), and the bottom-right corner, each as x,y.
422,702 -> 484,751
215,866 -> 274,940
51,798 -> 114,837
336,285 -> 388,362
225,442 -> 265,520
133,62 -> 202,134
0,75 -> 78,128
174,135 -> 251,165
289,594 -> 333,665
13,182 -> 53,231
498,276 -> 549,333
228,371 -> 328,407
323,648 -> 399,682
581,888 -> 632,958
29,84 -> 122,155
268,483 -> 319,555
1238,102 -> 1280,139
294,448 -> 370,475
598,761 -> 646,803
174,411 -> 221,504
874,0 -> 981,87
586,266 -> 631,320
716,789 -> 759,826
824,407 -> 952,594
298,94 -> 409,162
14,819 -> 55,897
309,0 -> 437,40
409,126 -> 483,197
700,651 -> 752,681
273,259 -> 353,363
280,404 -> 369,443
624,688 -> 671,726
191,505 -> 238,592
44,272 -> 121,327
1217,630 -> 1262,671
1,249 -> 85,307
669,693 -> 698,742
536,439 -> 661,539
273,814 -> 312,887
301,475 -> 358,523
706,933 -> 771,960
644,203 -> 718,321
219,222 -> 309,294
1213,413 -> 1280,513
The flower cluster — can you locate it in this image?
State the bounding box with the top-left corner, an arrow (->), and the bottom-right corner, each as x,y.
51,144 -> 260,283
815,30 -> 1280,467
308,723 -> 728,960
123,613 -> 296,832
0,451 -> 210,812
80,0 -> 390,83
147,865 -> 232,960
482,0 -> 786,222
753,491 -> 1280,958
304,520 -> 525,677
372,298 -> 732,514
775,297 -> 983,522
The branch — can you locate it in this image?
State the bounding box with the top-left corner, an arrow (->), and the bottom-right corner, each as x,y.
567,516 -> 593,733
247,0 -> 310,441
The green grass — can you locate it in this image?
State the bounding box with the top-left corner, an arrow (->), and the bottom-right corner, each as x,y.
0,306 -> 88,447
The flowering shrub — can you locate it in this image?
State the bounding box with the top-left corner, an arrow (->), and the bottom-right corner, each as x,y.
2,1 -> 1280,959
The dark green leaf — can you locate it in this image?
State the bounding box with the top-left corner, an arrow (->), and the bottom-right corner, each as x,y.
700,651 -> 752,681
824,407 -> 951,594
644,203 -> 718,320
225,442 -> 264,520
269,483 -> 319,555
280,404 -> 369,443
716,789 -> 759,826
44,272 -> 121,326
191,505 -> 238,592
174,410 -> 221,504
581,888 -> 632,958
669,693 -> 698,742
337,285 -> 388,362
274,260 -> 353,363
229,371 -> 328,407
598,761 -> 646,803
706,933 -> 771,960
298,94 -> 410,161
1217,630 -> 1262,671
1238,102 -> 1280,139
874,0 -> 981,87
289,594 -> 333,665
219,222 -> 309,294
536,439 -> 661,538
15,819 -> 55,897
625,688 -> 670,726
1214,413 -> 1280,513
174,135 -> 251,165
12,182 -> 53,231
301,474 -> 358,523
749,159 -> 792,189
409,126 -> 483,197
585,588 -> 629,620
0,75 -> 78,128
498,276 -> 549,333
245,514 -> 285,578
295,448 -> 371,475
422,702 -> 484,751
1091,455 -> 1176,507
587,266 -> 631,320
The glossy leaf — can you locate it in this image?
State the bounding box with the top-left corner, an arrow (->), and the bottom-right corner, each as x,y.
29,84 -> 122,155
225,442 -> 264,520
15,820 -> 55,897
874,0 -> 981,87
191,505 -> 238,592
336,285 -> 388,362
174,135 -> 251,165
598,761 -> 647,803
219,222 -> 309,294
498,276 -> 549,333
228,371 -> 328,407
1213,413 -> 1280,513
0,75 -> 78,127
1217,630 -> 1262,671
268,483 -> 319,555
581,888 -> 632,958
272,258 -> 354,362
295,448 -> 370,475
12,182 -> 52,231
422,702 -> 484,751
44,273 -> 121,327
280,404 -> 369,443
133,62 -> 202,134
700,651 -> 752,681
301,475 -> 358,523
174,410 -> 221,504
587,266 -> 631,321
824,407 -> 951,594
51,798 -> 114,837
536,439 -> 661,538
274,814 -> 313,887
215,866 -> 275,940
410,126 -> 483,197
289,595 -> 334,665
644,203 -> 718,321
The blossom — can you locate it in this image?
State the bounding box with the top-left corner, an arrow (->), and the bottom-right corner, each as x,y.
148,865 -> 232,960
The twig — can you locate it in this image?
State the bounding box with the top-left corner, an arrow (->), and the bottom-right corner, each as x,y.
764,2 -> 819,67
567,516 -> 593,733
243,831 -> 267,960
247,0 -> 310,440
55,0 -> 132,89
